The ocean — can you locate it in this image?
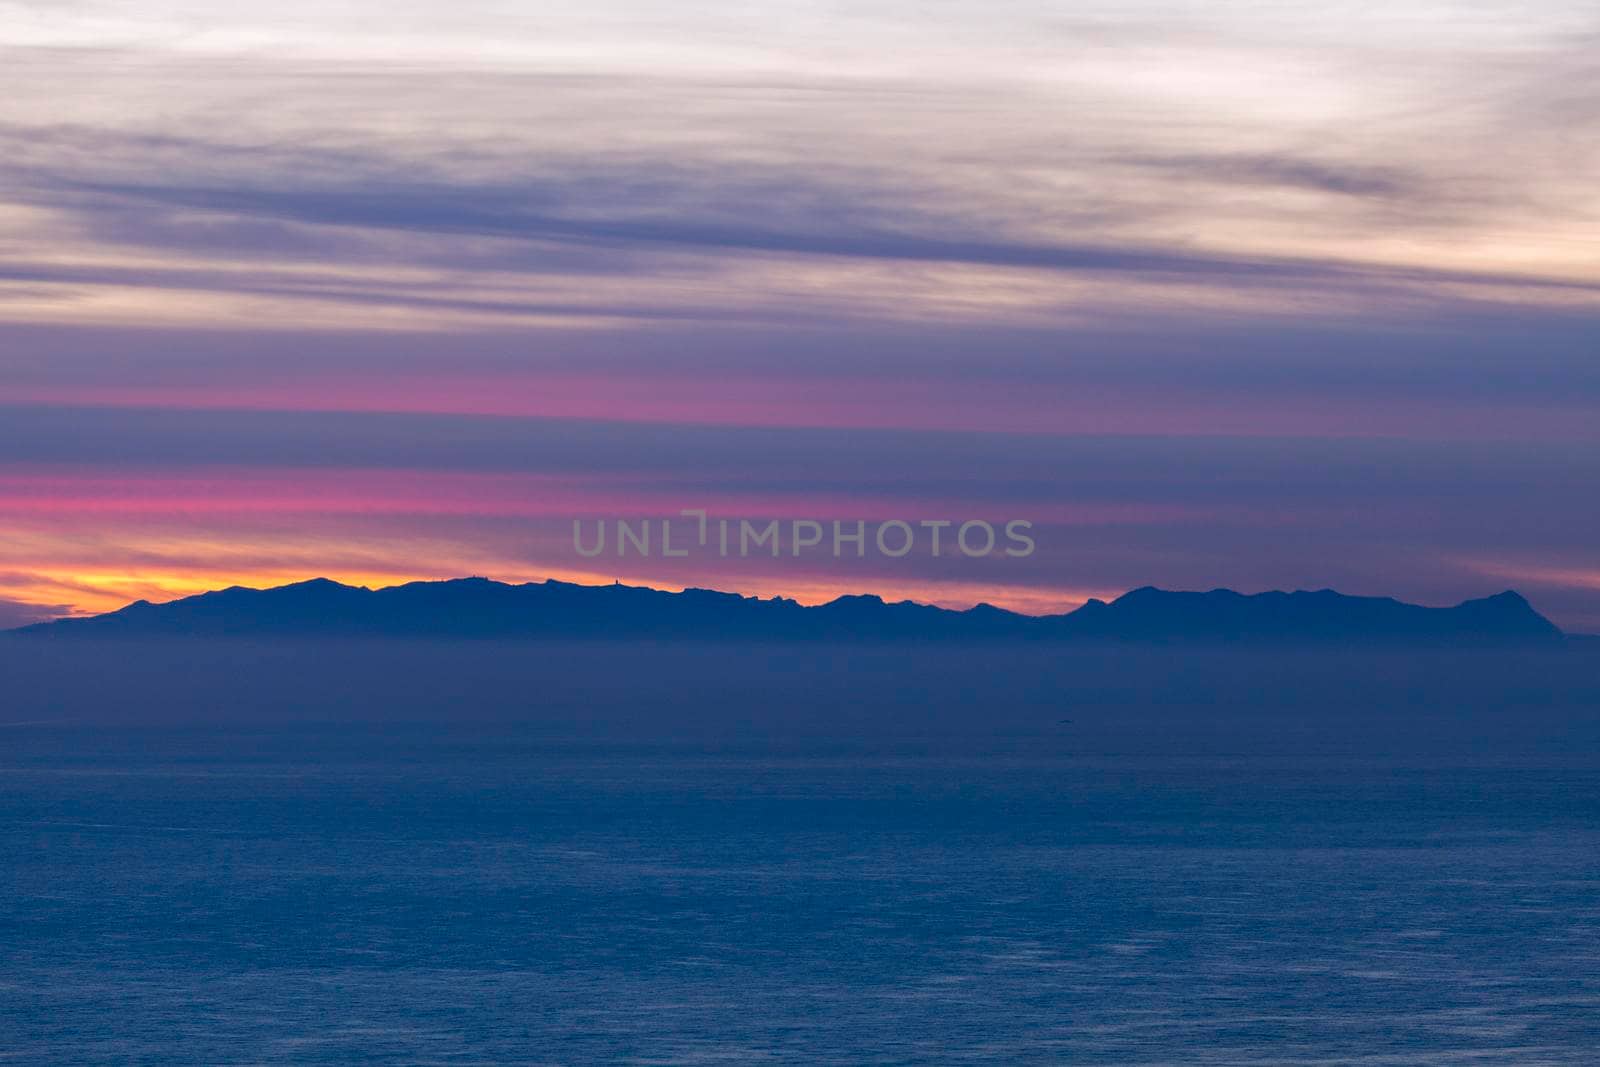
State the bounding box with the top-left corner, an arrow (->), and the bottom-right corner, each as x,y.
3,641 -> 1598,1063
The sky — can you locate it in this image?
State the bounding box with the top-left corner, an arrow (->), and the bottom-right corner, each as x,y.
1,0 -> 1597,630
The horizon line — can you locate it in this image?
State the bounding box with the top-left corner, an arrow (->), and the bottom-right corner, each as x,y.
10,573 -> 1551,631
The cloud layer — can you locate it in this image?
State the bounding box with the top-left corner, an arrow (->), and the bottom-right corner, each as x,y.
0,1 -> 1597,627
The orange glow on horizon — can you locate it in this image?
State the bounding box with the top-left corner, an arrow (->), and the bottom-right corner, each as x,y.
1,563 -> 1107,626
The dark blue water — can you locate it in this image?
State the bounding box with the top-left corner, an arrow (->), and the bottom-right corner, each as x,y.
3,641 -> 1598,1063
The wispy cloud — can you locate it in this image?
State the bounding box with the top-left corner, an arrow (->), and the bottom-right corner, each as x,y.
2,15 -> 1596,330
0,2 -> 1597,626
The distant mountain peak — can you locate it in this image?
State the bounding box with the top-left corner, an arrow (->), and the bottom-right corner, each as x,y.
6,578 -> 1566,645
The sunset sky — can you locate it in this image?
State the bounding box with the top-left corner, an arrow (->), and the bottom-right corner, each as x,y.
2,1 -> 1597,629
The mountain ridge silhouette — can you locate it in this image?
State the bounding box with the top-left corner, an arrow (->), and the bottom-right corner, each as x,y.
7,577 -> 1568,644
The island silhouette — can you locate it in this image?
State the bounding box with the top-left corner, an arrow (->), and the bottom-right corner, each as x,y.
9,577 -> 1567,644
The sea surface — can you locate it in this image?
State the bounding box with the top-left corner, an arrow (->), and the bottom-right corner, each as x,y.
2,641 -> 1598,1063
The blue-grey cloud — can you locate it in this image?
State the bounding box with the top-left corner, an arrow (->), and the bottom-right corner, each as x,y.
15,163 -> 1593,299
1118,153 -> 1416,200
6,313 -> 1599,409
2,403 -> 1596,517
